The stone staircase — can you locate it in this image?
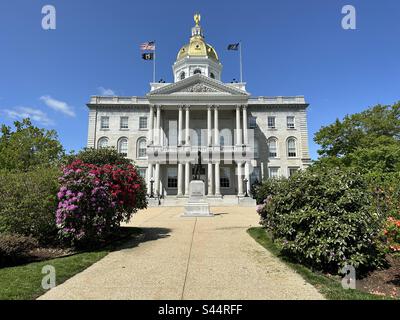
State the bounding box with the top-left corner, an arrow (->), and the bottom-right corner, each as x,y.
147,195 -> 256,207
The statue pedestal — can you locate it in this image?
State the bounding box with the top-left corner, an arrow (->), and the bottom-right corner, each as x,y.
183,181 -> 213,217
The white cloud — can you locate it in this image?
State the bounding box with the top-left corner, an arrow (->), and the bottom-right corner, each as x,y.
98,87 -> 116,96
3,107 -> 54,126
40,95 -> 75,117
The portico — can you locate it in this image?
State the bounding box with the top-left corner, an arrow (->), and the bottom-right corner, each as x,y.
146,99 -> 252,198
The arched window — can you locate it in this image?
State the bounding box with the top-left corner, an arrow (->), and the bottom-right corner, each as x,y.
287,138 -> 297,157
118,138 -> 128,157
268,138 -> 278,158
98,137 -> 109,149
219,128 -> 233,147
137,137 -> 147,159
210,72 -> 215,79
193,69 -> 201,75
180,71 -> 185,80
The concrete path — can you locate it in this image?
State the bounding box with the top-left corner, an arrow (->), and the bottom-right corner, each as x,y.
38,207 -> 324,300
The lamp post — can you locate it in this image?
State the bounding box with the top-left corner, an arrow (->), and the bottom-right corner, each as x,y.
243,178 -> 249,197
150,177 -> 155,198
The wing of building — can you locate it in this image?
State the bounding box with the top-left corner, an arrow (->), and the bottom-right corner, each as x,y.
86,14 -> 311,204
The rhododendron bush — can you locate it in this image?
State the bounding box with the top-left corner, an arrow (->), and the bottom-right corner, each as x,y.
384,217 -> 400,253
255,166 -> 386,274
56,159 -> 146,246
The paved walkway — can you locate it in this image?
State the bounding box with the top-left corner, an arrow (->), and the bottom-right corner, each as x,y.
38,207 -> 324,300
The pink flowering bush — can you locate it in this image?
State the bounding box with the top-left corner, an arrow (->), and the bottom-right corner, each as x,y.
56,159 -> 146,246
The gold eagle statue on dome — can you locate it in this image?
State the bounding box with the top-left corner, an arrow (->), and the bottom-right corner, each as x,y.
194,13 -> 201,26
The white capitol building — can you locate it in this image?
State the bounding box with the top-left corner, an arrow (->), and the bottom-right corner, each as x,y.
86,14 -> 311,205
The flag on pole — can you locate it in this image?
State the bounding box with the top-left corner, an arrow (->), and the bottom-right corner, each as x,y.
140,41 -> 156,51
142,52 -> 154,60
227,43 -> 240,51
227,42 -> 243,82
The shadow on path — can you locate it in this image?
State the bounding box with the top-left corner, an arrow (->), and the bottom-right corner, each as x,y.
113,227 -> 172,251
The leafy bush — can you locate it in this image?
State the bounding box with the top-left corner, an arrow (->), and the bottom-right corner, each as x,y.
0,167 -> 60,243
367,172 -> 400,220
0,118 -> 64,171
56,159 -> 147,246
0,234 -> 38,265
256,166 -> 386,274
65,148 -> 131,167
384,217 -> 400,253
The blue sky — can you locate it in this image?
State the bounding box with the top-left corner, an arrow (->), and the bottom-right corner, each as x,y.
0,0 -> 399,159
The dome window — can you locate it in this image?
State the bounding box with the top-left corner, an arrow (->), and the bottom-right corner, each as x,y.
180,71 -> 186,80
210,72 -> 215,79
194,69 -> 201,75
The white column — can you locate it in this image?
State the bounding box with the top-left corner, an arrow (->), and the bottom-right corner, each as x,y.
207,105 -> 212,146
236,105 -> 242,145
215,162 -> 221,196
178,105 -> 183,146
244,162 -> 250,195
243,105 -> 250,195
242,105 -> 248,145
147,163 -> 153,193
237,161 -> 244,197
185,162 -> 190,196
177,163 -> 183,197
156,105 -> 161,145
214,106 -> 219,145
155,163 -> 160,196
149,105 -> 155,145
208,162 -> 213,196
185,106 -> 190,145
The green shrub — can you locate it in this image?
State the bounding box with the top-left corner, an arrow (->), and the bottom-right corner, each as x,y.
65,148 -> 131,167
256,166 -> 386,274
366,171 -> 400,220
0,167 -> 60,243
0,234 -> 38,265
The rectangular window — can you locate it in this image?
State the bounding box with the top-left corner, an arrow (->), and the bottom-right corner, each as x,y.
288,167 -> 299,177
249,116 -> 257,129
138,168 -> 146,179
120,117 -> 129,129
139,117 -> 148,130
267,116 -> 276,129
268,167 -> 279,179
167,167 -> 178,188
220,167 -> 230,188
100,116 -> 109,129
287,116 -> 295,129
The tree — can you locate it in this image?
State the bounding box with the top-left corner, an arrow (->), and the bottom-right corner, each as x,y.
314,102 -> 400,173
0,118 -> 64,171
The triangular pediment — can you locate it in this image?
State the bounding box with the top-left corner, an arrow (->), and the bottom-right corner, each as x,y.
147,74 -> 249,96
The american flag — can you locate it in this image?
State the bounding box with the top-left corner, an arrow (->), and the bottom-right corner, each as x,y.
140,41 -> 155,51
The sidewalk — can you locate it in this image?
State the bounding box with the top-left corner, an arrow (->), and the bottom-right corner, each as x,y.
38,207 -> 324,300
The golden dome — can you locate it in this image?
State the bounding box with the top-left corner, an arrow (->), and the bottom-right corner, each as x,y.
176,14 -> 219,62
177,40 -> 219,61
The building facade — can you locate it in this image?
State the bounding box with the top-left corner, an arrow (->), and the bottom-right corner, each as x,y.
86,15 -> 311,200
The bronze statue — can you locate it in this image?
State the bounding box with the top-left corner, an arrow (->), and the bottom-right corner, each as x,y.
193,150 -> 202,180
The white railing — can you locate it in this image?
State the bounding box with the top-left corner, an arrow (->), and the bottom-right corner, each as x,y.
251,96 -> 306,104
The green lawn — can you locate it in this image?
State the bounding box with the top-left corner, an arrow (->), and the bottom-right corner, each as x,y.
248,227 -> 391,300
0,250 -> 108,300
0,226 -> 143,300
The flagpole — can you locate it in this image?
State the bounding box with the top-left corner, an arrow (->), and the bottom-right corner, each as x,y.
153,41 -> 156,83
239,41 -> 243,83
